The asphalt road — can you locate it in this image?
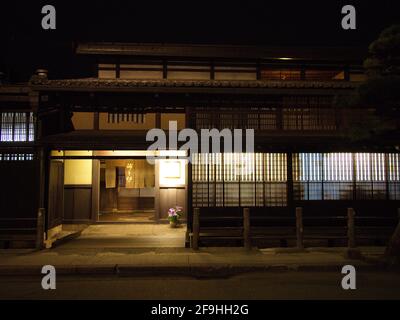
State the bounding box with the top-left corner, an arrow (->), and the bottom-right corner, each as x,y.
0,271 -> 399,300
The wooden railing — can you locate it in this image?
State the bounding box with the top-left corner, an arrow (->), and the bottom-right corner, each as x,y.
190,207 -> 398,249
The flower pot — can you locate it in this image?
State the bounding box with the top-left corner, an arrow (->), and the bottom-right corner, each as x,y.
169,221 -> 178,228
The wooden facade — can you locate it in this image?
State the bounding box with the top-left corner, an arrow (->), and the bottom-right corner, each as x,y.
1,43 -> 399,248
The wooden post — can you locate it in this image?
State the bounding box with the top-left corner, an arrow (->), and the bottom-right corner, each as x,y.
192,208 -> 200,250
36,208 -> 45,250
243,208 -> 251,250
385,208 -> 400,258
296,207 -> 304,249
347,208 -> 356,248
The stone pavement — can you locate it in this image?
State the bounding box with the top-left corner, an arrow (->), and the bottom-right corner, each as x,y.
0,246 -> 394,277
56,223 -> 187,249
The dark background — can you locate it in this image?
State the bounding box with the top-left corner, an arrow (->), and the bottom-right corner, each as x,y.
0,0 -> 399,81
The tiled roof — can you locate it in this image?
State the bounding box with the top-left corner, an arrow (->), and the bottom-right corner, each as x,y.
76,43 -> 366,62
30,77 -> 357,91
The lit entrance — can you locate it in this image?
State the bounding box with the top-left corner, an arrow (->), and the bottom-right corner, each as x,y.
99,159 -> 156,222
47,150 -> 188,229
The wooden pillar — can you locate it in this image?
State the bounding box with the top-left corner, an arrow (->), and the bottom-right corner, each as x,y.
37,147 -> 50,237
384,208 -> 400,258
116,59 -> 121,79
243,208 -> 251,250
300,66 -> 306,80
344,66 -> 350,81
192,208 -> 200,250
36,208 -> 45,250
287,152 -> 294,209
156,112 -> 162,129
256,62 -> 261,80
296,207 -> 304,249
347,208 -> 356,248
91,160 -> 100,222
185,107 -> 193,245
93,112 -> 100,130
112,186 -> 118,212
163,60 -> 168,79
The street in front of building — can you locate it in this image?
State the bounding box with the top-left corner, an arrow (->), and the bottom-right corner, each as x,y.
0,226 -> 399,300
1,271 -> 400,300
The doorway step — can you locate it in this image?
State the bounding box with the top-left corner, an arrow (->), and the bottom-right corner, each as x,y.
44,224 -> 88,249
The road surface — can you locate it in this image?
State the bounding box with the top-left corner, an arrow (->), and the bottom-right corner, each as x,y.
0,271 -> 399,300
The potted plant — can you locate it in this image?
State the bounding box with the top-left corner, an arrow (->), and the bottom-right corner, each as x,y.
167,206 -> 183,228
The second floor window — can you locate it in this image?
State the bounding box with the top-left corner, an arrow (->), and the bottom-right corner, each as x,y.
0,112 -> 35,142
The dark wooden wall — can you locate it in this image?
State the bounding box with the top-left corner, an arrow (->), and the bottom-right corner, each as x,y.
47,161 -> 64,229
64,185 -> 92,223
0,162 -> 39,236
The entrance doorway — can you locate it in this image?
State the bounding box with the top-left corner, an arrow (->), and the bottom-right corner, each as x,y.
99,159 -> 156,222
47,150 -> 188,231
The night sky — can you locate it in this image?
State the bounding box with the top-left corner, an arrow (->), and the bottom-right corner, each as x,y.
0,0 -> 399,81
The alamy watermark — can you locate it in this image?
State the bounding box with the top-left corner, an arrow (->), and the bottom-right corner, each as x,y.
145,121 -> 255,164
341,265 -> 357,290
41,265 -> 56,290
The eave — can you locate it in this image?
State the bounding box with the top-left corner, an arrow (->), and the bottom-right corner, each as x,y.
30,77 -> 358,95
39,130 -> 400,152
76,43 -> 366,64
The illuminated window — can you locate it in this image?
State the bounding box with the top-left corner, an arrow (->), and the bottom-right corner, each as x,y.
1,113 -> 13,142
168,62 -> 210,80
355,153 -> 386,200
305,70 -> 345,81
192,153 -> 287,207
261,69 -> 301,81
294,153 -> 354,200
0,153 -> 34,161
215,65 -> 257,81
388,154 -> 400,181
388,154 -> 400,200
98,64 -> 116,79
120,63 -> 163,80
0,112 -> 35,142
324,153 -> 353,181
294,153 -> 400,201
28,112 -> 35,141
194,152 -> 400,205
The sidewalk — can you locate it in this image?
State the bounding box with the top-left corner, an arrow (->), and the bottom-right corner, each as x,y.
0,246 -> 394,277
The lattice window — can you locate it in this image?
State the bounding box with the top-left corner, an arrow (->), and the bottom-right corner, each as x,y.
355,153 -> 387,200
194,107 -> 277,131
293,153 -> 353,200
194,152 -> 400,206
258,108 -> 277,130
28,112 -> 35,142
283,108 -> 336,130
192,153 -> 287,207
388,153 -> 400,200
0,112 -> 35,142
0,153 -> 34,161
107,113 -> 145,124
13,112 -> 26,142
293,153 -> 400,201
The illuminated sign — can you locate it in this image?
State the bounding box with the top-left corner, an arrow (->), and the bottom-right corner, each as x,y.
159,159 -> 186,187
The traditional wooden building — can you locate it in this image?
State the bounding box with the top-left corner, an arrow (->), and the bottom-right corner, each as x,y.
1,43 -> 399,248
